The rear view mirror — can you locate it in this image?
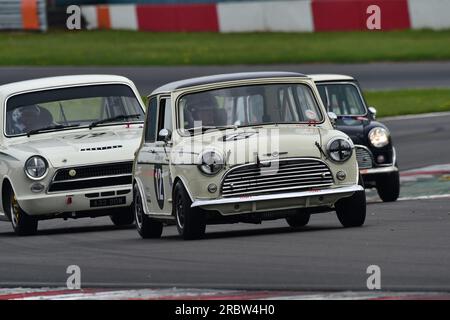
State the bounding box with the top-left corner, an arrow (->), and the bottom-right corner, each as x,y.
368,107 -> 377,119
158,128 -> 172,143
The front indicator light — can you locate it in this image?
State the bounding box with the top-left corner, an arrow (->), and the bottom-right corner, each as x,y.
336,171 -> 347,181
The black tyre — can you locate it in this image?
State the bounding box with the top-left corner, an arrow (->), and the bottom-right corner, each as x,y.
376,171 -> 400,202
110,206 -> 135,226
174,182 -> 206,240
6,188 -> 38,236
134,184 -> 163,239
335,177 -> 366,228
286,213 -> 310,228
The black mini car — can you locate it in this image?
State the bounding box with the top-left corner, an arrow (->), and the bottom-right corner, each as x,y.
311,74 -> 400,202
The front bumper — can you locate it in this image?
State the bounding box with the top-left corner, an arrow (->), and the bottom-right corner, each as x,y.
17,185 -> 133,216
360,164 -> 398,175
192,185 -> 363,215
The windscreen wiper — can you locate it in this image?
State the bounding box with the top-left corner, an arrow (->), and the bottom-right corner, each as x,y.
27,124 -> 80,137
185,125 -> 238,133
89,114 -> 142,129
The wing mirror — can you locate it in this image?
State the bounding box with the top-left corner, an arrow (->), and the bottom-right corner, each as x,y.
327,112 -> 337,127
368,107 -> 377,119
158,128 -> 172,143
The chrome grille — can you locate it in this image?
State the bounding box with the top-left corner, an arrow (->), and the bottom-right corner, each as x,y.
355,146 -> 373,169
49,162 -> 133,192
221,158 -> 333,198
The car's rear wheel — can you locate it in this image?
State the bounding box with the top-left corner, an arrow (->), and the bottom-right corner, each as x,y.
110,206 -> 135,226
335,176 -> 366,228
134,184 -> 163,239
6,189 -> 38,236
376,171 -> 400,202
286,213 -> 310,228
174,182 -> 205,240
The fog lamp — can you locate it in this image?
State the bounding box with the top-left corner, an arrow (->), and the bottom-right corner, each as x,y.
30,183 -> 45,193
377,155 -> 385,164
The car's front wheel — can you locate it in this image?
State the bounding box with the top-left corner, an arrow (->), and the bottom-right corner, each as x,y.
6,189 -> 38,236
335,177 -> 366,228
286,213 -> 310,228
376,171 -> 400,202
174,182 -> 206,240
134,184 -> 163,239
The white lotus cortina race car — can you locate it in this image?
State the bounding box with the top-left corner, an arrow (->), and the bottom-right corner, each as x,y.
0,75 -> 145,235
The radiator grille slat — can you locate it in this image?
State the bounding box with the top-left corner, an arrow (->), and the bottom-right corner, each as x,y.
49,162 -> 133,192
221,158 -> 333,197
355,147 -> 373,169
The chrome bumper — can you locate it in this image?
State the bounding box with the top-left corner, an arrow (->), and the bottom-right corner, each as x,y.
360,165 -> 398,175
191,185 -> 364,208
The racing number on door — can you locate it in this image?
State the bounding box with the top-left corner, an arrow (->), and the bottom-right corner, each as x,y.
154,164 -> 165,209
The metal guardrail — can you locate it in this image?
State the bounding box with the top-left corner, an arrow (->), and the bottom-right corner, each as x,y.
0,0 -> 47,31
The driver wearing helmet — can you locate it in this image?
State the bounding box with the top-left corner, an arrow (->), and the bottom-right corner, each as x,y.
10,105 -> 53,135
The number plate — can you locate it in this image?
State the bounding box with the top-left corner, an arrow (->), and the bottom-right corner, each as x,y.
90,197 -> 126,208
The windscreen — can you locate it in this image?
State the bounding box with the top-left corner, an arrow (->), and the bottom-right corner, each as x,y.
178,83 -> 323,132
317,83 -> 367,116
5,84 -> 144,136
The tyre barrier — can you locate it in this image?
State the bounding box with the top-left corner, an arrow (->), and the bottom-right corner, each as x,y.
0,0 -> 47,31
79,0 -> 450,33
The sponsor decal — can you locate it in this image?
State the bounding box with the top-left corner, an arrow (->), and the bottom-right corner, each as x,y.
154,164 -> 165,209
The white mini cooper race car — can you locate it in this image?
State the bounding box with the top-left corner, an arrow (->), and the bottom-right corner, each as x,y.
133,72 -> 366,240
0,75 -> 145,235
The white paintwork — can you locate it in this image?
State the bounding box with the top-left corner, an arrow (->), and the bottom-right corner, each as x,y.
0,75 -> 134,98
308,74 -> 355,82
0,75 -> 145,219
217,0 -> 314,32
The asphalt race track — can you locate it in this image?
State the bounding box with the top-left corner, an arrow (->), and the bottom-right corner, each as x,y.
1,61 -> 450,93
0,63 -> 449,292
0,112 -> 449,290
0,198 -> 448,291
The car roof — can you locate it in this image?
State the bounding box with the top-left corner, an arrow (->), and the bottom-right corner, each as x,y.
151,71 -> 307,95
0,75 -> 136,98
308,74 -> 355,82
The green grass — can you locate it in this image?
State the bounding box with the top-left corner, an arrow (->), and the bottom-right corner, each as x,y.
1,29 -> 450,65
364,89 -> 450,117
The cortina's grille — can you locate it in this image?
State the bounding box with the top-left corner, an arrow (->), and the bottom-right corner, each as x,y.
49,162 -> 133,192
221,158 -> 333,198
355,146 -> 373,169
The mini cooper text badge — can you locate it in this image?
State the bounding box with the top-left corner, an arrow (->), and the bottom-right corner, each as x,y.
69,169 -> 77,177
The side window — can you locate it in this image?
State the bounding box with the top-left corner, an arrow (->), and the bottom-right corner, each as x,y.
157,97 -> 172,141
145,97 -> 157,143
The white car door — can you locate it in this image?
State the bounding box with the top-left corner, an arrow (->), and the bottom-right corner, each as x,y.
135,96 -> 172,216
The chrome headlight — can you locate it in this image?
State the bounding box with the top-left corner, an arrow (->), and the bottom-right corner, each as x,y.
368,127 -> 389,148
198,150 -> 224,176
24,156 -> 48,180
327,138 -> 353,162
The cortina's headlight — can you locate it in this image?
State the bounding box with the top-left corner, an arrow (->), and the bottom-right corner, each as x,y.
198,150 -> 224,176
368,127 -> 389,148
327,138 -> 353,162
24,156 -> 48,180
